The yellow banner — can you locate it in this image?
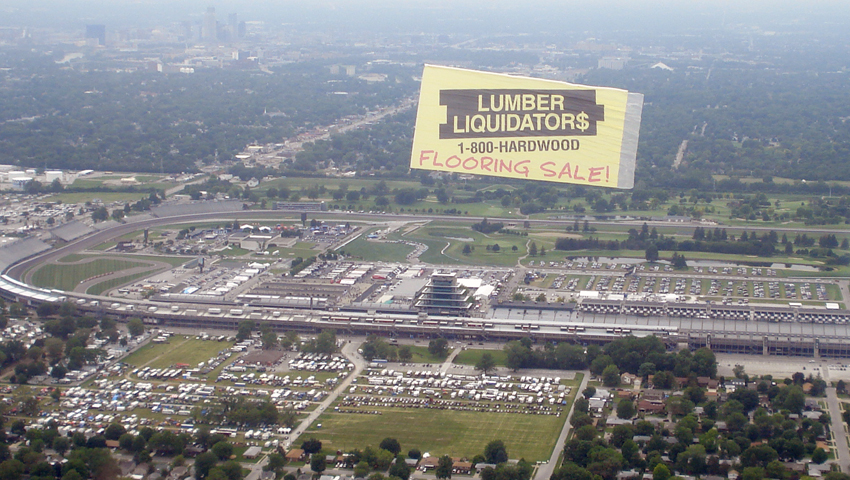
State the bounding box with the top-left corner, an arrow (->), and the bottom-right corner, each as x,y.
410,65 -> 643,189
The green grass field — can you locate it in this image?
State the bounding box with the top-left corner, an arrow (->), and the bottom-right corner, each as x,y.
267,242 -> 322,260
31,259 -> 149,291
125,337 -> 235,369
339,230 -> 413,263
58,254 -> 90,263
120,255 -> 189,267
124,341 -> 177,367
382,223 -> 533,266
307,407 -> 567,461
147,337 -> 235,369
408,345 -> 452,364
453,349 -> 509,368
87,270 -> 159,295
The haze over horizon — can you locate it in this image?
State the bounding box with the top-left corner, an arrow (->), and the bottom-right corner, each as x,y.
2,0 -> 849,36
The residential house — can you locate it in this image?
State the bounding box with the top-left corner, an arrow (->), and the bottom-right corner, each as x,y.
419,456 -> 440,471
475,463 -> 497,472
453,461 -> 473,474
637,400 -> 665,414
168,466 -> 189,480
697,377 -> 719,389
589,398 -> 607,416
286,448 -> 306,462
726,379 -> 746,390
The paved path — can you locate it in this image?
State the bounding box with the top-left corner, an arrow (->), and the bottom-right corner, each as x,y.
837,280 -> 850,307
244,455 -> 269,480
534,371 -> 589,480
288,341 -> 366,449
820,366 -> 849,472
826,386 -> 850,472
440,347 -> 462,374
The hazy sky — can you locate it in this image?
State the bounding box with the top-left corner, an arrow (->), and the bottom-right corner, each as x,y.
2,0 -> 848,35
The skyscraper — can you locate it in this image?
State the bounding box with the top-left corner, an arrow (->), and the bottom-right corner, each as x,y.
85,25 -> 106,46
203,7 -> 217,41
228,13 -> 238,41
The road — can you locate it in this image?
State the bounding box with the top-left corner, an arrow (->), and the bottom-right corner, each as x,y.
826,387 -> 850,472
533,371 -> 589,480
821,366 -> 850,472
244,455 -> 269,480
286,340 -> 366,449
258,99 -> 416,167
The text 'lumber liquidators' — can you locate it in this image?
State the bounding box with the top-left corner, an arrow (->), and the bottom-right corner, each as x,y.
410,65 -> 644,189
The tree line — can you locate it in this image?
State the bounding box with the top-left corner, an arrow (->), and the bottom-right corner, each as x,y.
503,336 -> 716,384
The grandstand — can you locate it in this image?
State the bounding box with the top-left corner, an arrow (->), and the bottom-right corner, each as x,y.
50,221 -> 94,242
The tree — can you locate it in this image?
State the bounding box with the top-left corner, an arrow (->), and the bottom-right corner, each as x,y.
692,347 -> 717,377
388,455 -> 411,480
353,461 -> 371,478
236,320 -> 254,341
652,371 -> 676,389
44,337 -> 64,362
435,455 -> 453,479
645,244 -> 659,262
825,473 -> 850,480
476,353 -> 497,375
301,438 -> 322,454
428,338 -> 449,358
398,346 -> 412,362
304,330 -> 337,354
551,463 -> 593,480
617,400 -> 635,419
574,397 -> 589,414
528,242 -> 538,257
379,438 -> 401,456
812,447 -> 828,464
484,440 -> 508,464
52,436 -> 70,456
602,364 -> 620,387
462,244 -> 472,256
0,460 -> 24,480
671,252 -> 688,269
733,365 -> 746,379
193,453 -> 219,480
261,330 -> 278,349
311,454 -> 327,474
652,463 -> 671,480
742,467 -> 765,480
104,423 -> 126,441
212,441 -> 233,460
91,206 -> 109,223
218,461 -> 244,480
127,318 -> 145,337
783,386 -> 806,414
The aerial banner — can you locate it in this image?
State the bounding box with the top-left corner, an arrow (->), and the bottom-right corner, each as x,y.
410,65 -> 643,189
